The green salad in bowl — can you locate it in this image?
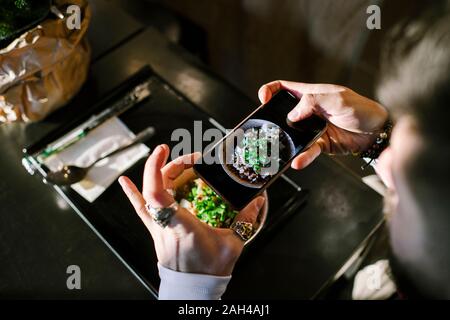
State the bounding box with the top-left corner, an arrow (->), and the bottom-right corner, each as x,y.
176,178 -> 238,228
173,168 -> 268,244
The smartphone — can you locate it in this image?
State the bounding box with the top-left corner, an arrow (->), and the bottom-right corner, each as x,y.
194,90 -> 327,210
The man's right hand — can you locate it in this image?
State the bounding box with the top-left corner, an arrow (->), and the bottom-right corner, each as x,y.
258,80 -> 389,170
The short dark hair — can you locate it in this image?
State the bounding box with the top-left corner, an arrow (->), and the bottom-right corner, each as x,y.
377,1 -> 450,299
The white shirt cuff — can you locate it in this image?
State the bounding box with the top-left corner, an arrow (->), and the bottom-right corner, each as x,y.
157,263 -> 232,300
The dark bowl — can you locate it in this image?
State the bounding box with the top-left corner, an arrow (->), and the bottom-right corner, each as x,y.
220,119 -> 295,188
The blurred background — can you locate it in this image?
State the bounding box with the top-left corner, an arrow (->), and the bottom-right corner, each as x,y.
109,0 -> 427,100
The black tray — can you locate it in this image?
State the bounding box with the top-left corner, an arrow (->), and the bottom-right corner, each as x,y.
22,66 -> 308,297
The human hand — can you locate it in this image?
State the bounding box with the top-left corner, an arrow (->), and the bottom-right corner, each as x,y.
118,144 -> 265,276
258,81 -> 389,169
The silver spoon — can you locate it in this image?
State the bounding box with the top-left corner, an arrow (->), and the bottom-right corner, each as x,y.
44,126 -> 155,186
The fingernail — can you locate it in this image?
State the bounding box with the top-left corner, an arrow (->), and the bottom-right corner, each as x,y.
288,109 -> 299,121
256,197 -> 266,210
118,176 -> 127,188
174,157 -> 184,165
260,92 -> 268,103
154,145 -> 163,153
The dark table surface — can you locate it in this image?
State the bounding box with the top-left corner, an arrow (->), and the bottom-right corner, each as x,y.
0,0 -> 383,299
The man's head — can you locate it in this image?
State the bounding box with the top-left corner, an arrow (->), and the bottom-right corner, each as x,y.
377,2 -> 450,298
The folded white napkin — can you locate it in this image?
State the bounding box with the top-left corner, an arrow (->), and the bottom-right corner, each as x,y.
352,259 -> 397,300
44,117 -> 150,202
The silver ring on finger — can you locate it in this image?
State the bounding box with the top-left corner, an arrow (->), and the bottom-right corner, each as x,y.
145,202 -> 178,228
230,220 -> 254,242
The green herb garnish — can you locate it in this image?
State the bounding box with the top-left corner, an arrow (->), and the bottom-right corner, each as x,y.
185,180 -> 238,228
242,129 -> 271,174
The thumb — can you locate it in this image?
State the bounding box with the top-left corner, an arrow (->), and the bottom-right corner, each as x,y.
287,93 -> 315,122
258,85 -> 273,104
291,141 -> 323,170
235,196 -> 266,225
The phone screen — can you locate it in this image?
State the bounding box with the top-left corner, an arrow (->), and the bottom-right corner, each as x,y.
194,90 -> 327,209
